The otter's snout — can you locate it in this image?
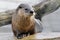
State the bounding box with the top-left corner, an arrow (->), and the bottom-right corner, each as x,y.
30,11 -> 33,14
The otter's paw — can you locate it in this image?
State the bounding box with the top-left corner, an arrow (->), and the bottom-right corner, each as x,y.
17,34 -> 23,39
16,34 -> 27,39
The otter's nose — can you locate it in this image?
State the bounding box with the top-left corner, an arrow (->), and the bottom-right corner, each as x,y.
30,11 -> 33,14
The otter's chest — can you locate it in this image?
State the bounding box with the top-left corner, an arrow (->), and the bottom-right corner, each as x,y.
12,14 -> 35,32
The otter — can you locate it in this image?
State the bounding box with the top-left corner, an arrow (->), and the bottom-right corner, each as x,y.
12,4 -> 36,39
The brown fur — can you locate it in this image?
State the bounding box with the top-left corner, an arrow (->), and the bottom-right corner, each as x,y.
12,12 -> 35,37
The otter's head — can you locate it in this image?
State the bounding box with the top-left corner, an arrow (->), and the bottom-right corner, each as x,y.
16,4 -> 35,17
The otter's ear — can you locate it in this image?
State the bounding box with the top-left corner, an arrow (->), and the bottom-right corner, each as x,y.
19,6 -> 22,9
16,6 -> 22,12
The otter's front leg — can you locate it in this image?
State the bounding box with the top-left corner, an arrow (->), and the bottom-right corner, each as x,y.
16,31 -> 24,39
17,32 -> 31,39
16,31 -> 28,39
12,30 -> 23,39
29,28 -> 35,35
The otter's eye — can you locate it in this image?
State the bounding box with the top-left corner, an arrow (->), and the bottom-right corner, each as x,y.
25,8 -> 28,10
19,6 -> 22,8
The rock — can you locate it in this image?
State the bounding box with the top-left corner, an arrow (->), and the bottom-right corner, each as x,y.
21,32 -> 60,40
33,0 -> 60,20
0,9 -> 15,26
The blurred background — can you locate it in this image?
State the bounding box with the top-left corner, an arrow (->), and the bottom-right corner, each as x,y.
0,0 -> 60,40
0,0 -> 60,33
